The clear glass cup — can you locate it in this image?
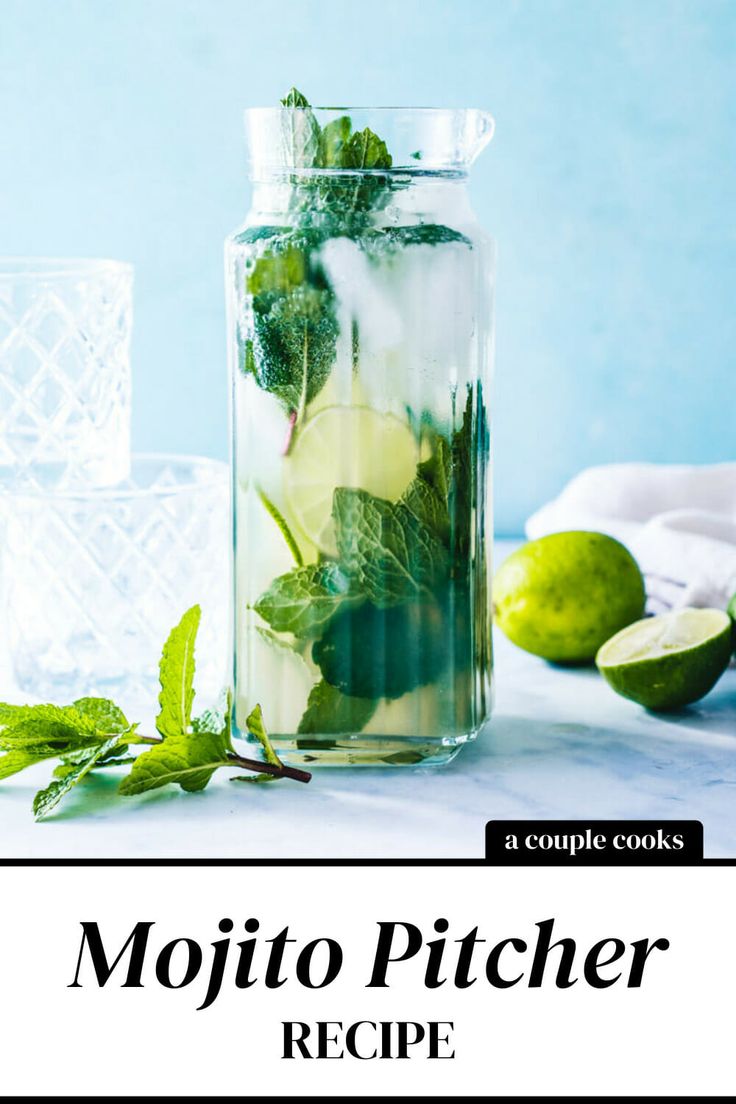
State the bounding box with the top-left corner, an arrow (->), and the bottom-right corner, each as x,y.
0,258 -> 132,487
2,455 -> 229,716
226,105 -> 495,766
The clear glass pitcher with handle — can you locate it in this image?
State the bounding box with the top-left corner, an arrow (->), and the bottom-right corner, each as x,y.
226,100 -> 495,765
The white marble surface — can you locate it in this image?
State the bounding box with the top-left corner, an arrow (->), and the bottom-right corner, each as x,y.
0,541 -> 734,858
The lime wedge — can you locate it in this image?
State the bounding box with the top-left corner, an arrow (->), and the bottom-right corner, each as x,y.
596,608 -> 732,710
283,405 -> 419,555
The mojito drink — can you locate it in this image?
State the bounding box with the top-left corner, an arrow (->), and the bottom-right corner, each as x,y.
227,94 -> 495,764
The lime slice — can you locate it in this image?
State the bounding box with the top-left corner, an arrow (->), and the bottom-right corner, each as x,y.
596,608 -> 732,711
283,405 -> 419,554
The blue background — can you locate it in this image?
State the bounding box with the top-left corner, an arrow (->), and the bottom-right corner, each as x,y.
1,0 -> 734,534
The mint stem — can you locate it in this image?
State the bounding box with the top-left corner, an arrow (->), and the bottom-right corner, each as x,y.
226,751 -> 311,784
283,409 -> 298,455
135,734 -> 311,783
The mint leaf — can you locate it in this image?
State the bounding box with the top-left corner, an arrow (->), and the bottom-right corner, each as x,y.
0,602 -> 311,816
232,704 -> 284,784
53,744 -> 134,779
254,561 -> 360,637
247,243 -> 308,297
0,748 -> 57,781
251,283 -> 338,417
257,487 -> 303,566
281,87 -> 311,109
33,736 -> 122,821
0,702 -> 102,742
0,698 -> 135,791
373,224 -> 470,249
0,715 -> 113,755
118,710 -> 232,790
297,680 -> 377,735
401,438 -> 452,545
449,388 -> 477,565
122,612 -> 233,795
332,488 -> 450,607
156,605 -> 201,741
246,231 -> 338,417
191,688 -> 232,738
72,697 -> 133,735
318,116 -> 353,167
344,127 -> 392,170
118,724 -> 232,795
245,703 -> 281,767
281,88 -> 320,169
312,598 -> 449,699
235,225 -> 289,246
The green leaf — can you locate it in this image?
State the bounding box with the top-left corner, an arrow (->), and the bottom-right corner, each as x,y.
318,116 -> 353,167
53,747 -> 135,779
0,702 -> 101,739
0,714 -> 107,753
231,772 -> 281,785
297,680 -> 377,735
53,740 -> 135,774
254,561 -> 360,638
373,224 -> 470,249
251,284 -> 338,417
33,737 -> 122,821
312,598 -> 449,700
449,388 -> 476,564
191,688 -> 232,738
118,727 -> 231,796
257,487 -> 303,566
0,698 -> 134,783
0,748 -> 57,781
231,704 -> 283,784
156,605 -> 201,741
245,703 -> 281,767
401,439 -> 452,546
72,697 -> 132,735
280,88 -> 320,169
247,244 -> 308,297
281,87 -> 311,108
344,127 -> 392,170
332,488 -> 450,607
120,603 -> 224,795
234,225 -> 289,247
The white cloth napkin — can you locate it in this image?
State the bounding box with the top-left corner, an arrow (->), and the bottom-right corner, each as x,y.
525,463 -> 736,613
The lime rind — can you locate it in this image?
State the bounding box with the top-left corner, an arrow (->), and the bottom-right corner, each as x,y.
728,592 -> 736,655
596,608 -> 732,711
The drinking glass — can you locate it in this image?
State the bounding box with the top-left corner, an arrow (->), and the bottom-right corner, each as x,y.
226,105 -> 495,765
2,455 -> 229,716
0,258 -> 132,487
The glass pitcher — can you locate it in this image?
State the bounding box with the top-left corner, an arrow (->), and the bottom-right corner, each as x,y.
226,103 -> 495,766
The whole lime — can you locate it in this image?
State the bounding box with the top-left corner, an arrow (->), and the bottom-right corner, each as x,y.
728,591 -> 736,655
493,531 -> 645,663
596,608 -> 732,710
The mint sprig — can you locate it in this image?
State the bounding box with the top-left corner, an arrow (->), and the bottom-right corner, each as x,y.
0,605 -> 310,820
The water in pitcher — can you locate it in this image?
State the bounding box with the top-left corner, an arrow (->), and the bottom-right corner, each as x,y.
227,100 -> 495,765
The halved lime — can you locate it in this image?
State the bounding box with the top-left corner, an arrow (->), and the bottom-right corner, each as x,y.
596,608 -> 732,711
283,405 -> 419,555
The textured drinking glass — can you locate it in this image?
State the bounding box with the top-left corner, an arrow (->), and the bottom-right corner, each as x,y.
226,105 -> 495,765
3,456 -> 229,714
0,259 -> 132,487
